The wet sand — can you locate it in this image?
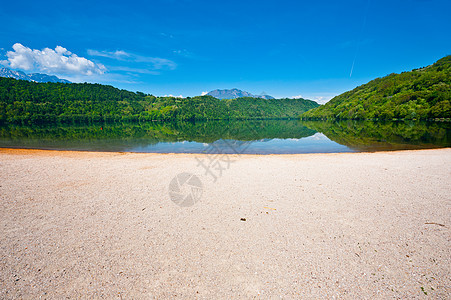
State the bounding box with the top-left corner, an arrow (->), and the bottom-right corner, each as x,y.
0,148 -> 450,298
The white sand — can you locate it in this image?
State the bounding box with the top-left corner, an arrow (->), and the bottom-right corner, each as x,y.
0,148 -> 450,298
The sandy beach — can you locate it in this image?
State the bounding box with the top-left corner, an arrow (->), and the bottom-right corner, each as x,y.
0,148 -> 450,298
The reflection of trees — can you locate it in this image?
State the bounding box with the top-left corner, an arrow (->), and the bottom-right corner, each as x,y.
2,120 -> 448,152
302,120 -> 451,151
0,120 -> 317,150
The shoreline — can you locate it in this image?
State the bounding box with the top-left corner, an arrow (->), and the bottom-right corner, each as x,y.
1,146 -> 449,157
1,147 -> 450,298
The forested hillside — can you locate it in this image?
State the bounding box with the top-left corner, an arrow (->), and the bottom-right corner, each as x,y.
301,56 -> 451,120
0,78 -> 318,124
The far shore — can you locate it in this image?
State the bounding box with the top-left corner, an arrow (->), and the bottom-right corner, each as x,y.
0,148 -> 450,298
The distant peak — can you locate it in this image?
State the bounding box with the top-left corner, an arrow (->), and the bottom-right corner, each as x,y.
206,88 -> 274,100
0,67 -> 71,83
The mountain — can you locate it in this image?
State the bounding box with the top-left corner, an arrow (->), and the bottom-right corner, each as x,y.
0,67 -> 71,83
301,55 -> 451,120
207,88 -> 275,100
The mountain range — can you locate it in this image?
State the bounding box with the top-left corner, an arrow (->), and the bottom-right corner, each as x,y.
0,67 -> 71,83
206,88 -> 275,100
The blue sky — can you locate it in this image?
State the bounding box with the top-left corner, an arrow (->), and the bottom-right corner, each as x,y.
1,0 -> 450,102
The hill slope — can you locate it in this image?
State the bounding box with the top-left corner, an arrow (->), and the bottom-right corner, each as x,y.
0,78 -> 319,124
301,56 -> 451,120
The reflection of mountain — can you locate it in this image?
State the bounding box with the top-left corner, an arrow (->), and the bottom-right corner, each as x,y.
0,120 -> 317,151
172,120 -> 317,142
302,120 -> 451,151
205,139 -> 255,154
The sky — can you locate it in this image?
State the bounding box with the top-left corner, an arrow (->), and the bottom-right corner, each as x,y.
1,0 -> 450,103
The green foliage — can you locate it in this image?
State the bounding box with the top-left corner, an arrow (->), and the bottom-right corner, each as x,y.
0,79 -> 319,125
301,56 -> 451,120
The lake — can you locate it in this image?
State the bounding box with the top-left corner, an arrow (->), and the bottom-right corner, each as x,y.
0,120 -> 449,154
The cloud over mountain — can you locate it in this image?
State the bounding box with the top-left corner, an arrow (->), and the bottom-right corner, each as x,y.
1,43 -> 106,76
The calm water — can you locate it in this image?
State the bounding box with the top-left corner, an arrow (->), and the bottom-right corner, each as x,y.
0,120 -> 449,154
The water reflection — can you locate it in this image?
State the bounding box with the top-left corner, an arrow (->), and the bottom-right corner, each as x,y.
0,120 -> 449,154
302,120 -> 450,151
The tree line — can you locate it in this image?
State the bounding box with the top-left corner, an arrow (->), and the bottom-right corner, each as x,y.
0,78 -> 319,125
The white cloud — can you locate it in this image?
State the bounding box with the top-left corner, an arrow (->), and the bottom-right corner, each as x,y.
163,94 -> 183,98
108,66 -> 160,75
160,33 -> 174,38
137,57 -> 176,70
290,94 -> 333,104
312,96 -> 333,104
87,49 -> 130,60
201,91 -> 208,96
2,43 -> 106,75
172,49 -> 196,59
88,49 -> 177,71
